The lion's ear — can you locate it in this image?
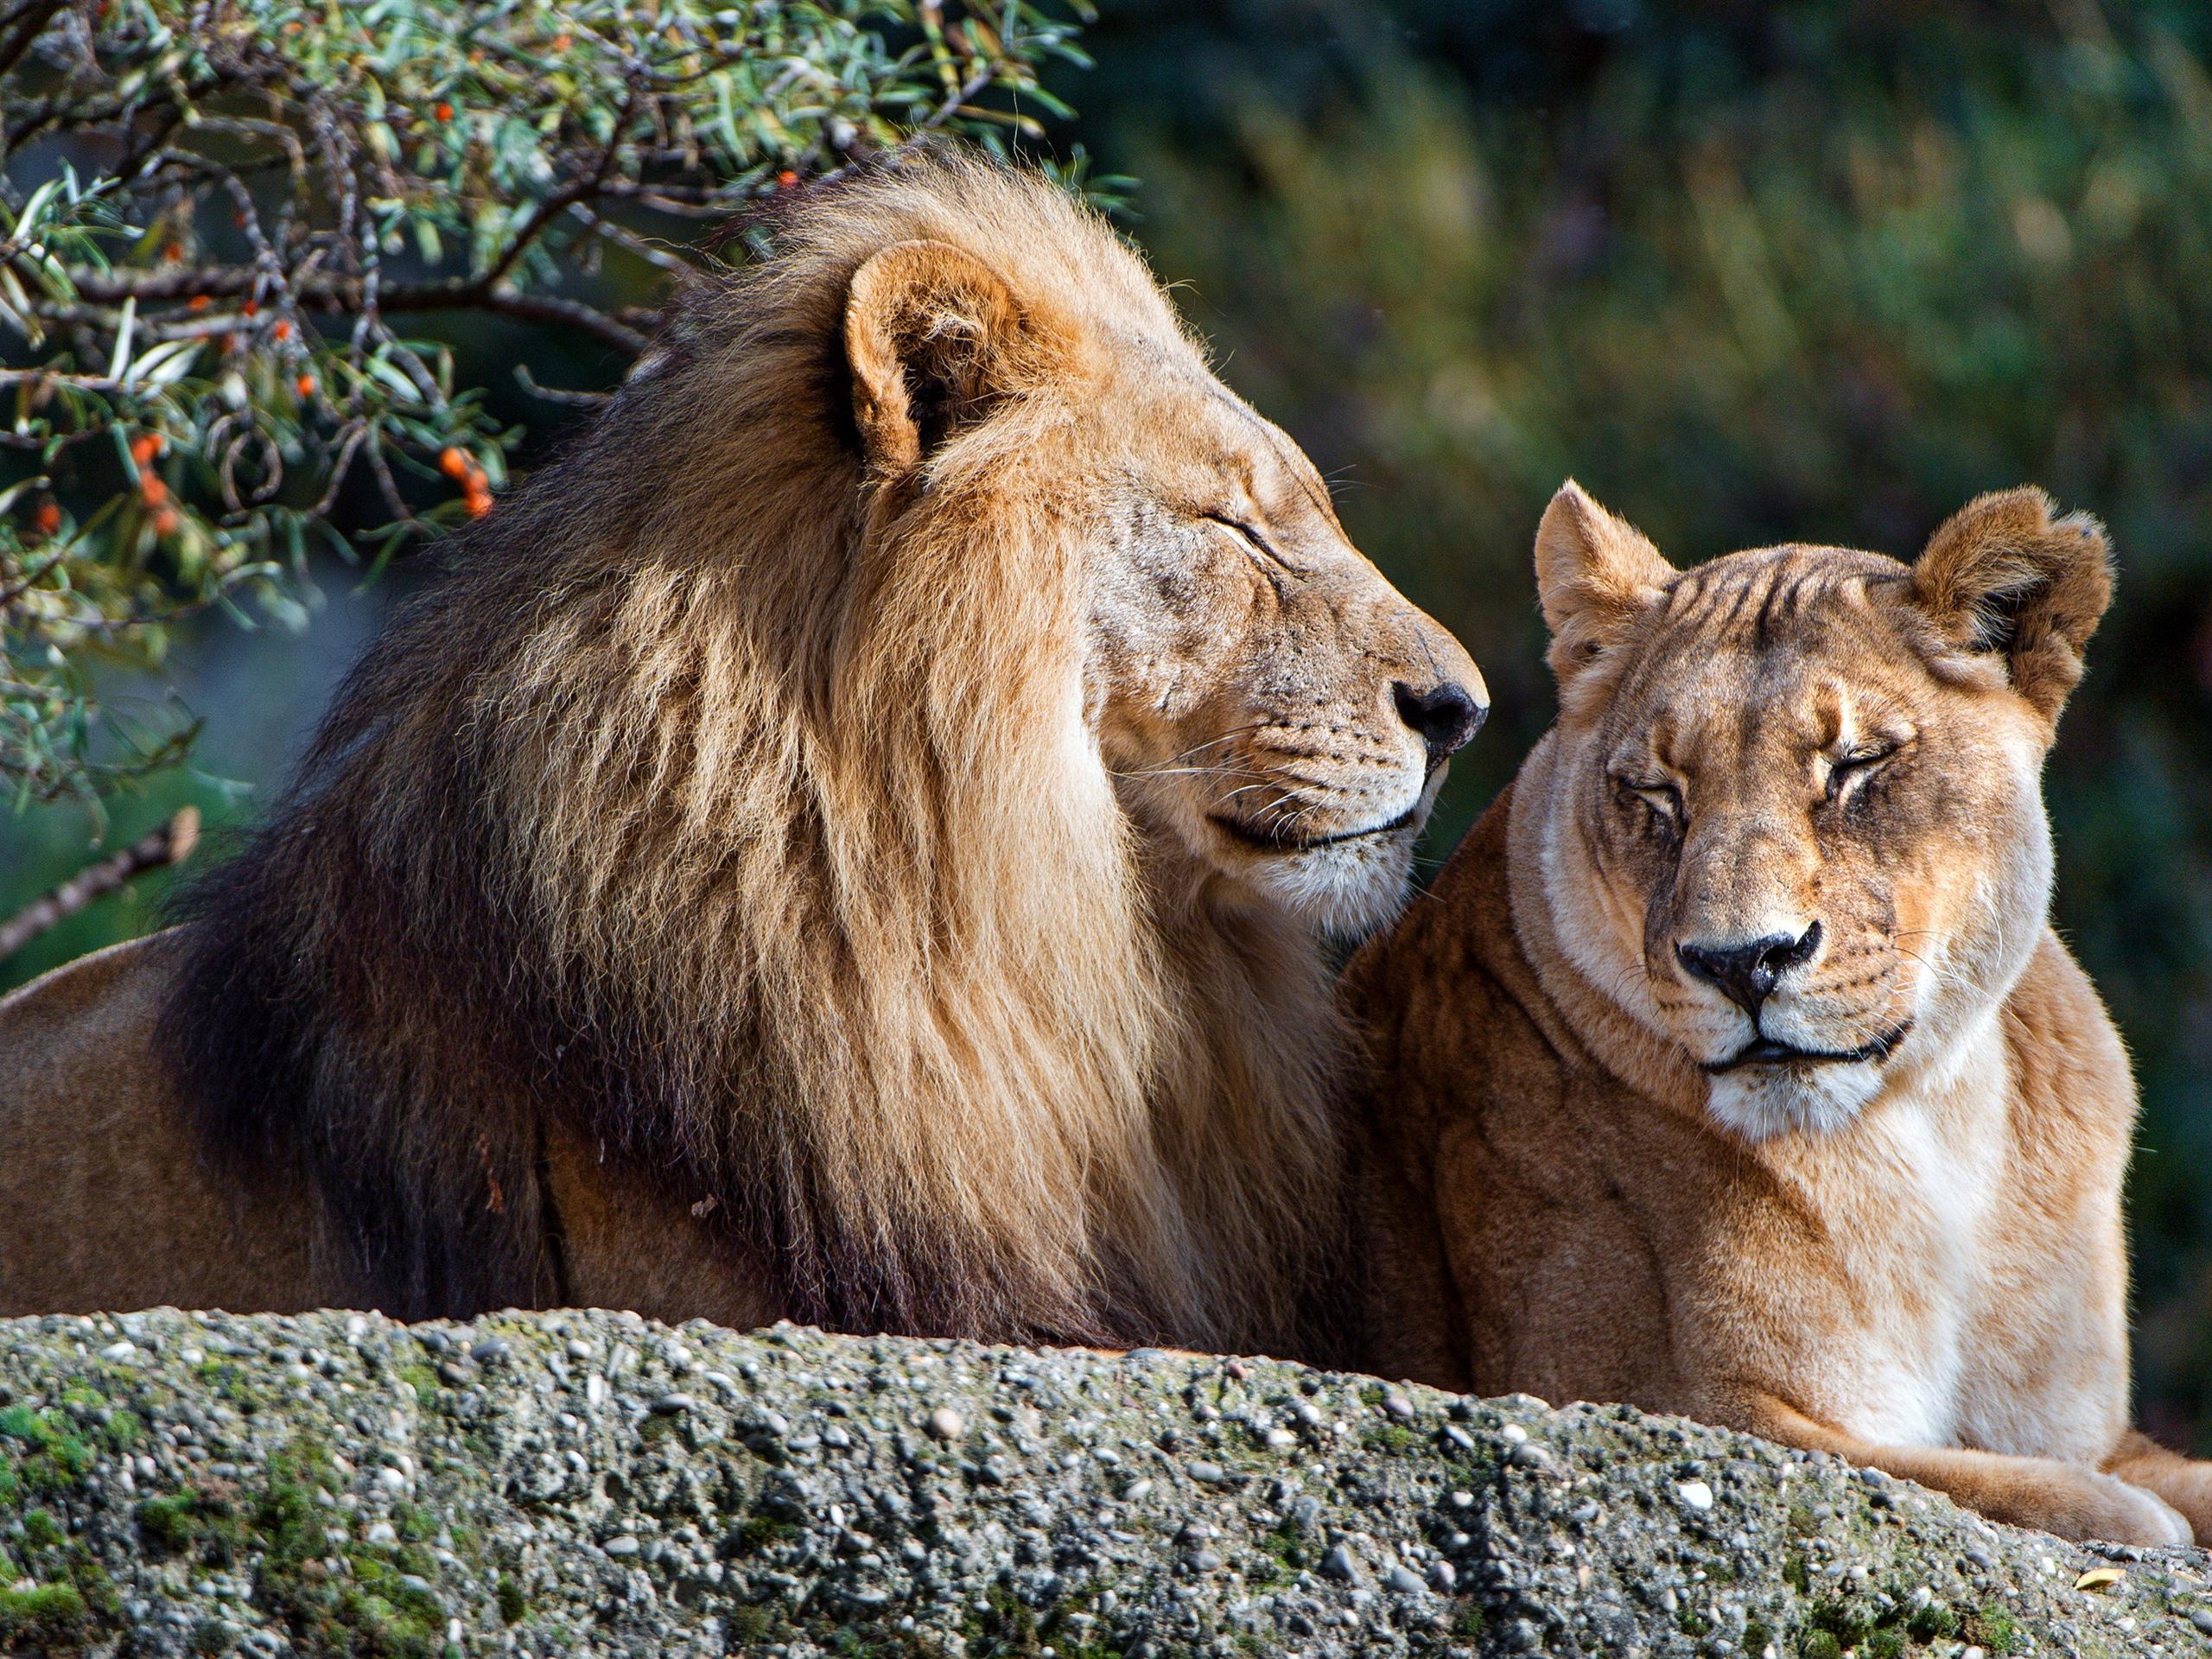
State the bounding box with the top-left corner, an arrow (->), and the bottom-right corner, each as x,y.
1910,486 -> 2113,724
845,238 -> 1027,473
1533,480 -> 1674,687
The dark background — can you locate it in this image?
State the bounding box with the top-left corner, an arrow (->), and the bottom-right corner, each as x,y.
8,0 -> 2212,1444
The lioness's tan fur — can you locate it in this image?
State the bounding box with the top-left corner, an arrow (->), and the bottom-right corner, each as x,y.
0,155 -> 1479,1351
1351,483 -> 2212,1542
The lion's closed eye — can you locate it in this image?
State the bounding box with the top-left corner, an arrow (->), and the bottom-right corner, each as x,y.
1201,510 -> 1299,576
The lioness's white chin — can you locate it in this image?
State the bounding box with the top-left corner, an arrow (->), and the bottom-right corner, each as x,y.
1704,1059 -> 1886,1142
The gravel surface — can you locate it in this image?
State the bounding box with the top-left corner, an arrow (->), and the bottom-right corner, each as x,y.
1,1308 -> 2209,1656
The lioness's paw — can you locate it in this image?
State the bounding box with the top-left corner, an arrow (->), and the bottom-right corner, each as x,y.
2042,1471 -> 2194,1547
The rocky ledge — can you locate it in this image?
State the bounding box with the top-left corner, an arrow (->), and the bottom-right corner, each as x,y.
0,1309 -> 2206,1657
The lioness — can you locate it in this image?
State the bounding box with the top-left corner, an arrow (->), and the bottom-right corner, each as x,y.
0,156 -> 1483,1351
1351,481 -> 2212,1543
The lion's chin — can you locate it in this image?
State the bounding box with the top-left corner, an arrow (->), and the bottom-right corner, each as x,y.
1703,1058 -> 1886,1143
1235,834 -> 1420,944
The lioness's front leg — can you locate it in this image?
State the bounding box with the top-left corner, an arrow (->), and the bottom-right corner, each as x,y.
1719,1392 -> 2191,1547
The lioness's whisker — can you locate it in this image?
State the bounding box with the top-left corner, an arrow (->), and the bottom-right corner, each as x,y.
1894,943 -> 1970,992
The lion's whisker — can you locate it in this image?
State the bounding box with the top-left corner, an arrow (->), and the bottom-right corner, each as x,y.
1137,772 -> 1255,785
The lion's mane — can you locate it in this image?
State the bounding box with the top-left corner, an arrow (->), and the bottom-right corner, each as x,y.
161,156 -> 1343,1350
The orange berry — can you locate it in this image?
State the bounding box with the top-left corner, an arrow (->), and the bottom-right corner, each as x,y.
138,469 -> 167,507
438,447 -> 471,480
242,298 -> 259,317
152,506 -> 179,537
435,100 -> 454,122
296,373 -> 317,397
552,30 -> 571,49
162,240 -> 184,263
33,499 -> 60,537
187,294 -> 210,312
130,433 -> 162,465
777,169 -> 799,190
465,488 -> 493,518
272,318 -> 293,340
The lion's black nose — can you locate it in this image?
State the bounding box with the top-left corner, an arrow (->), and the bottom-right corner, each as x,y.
1677,923 -> 1823,1014
1394,681 -> 1486,765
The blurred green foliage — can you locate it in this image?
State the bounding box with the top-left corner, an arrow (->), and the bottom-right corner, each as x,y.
1071,0 -> 2212,1443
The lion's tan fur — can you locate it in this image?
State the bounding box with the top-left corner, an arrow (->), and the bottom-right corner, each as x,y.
1351,483 -> 2212,1543
0,155 -> 1478,1350
474,176 -> 1306,1348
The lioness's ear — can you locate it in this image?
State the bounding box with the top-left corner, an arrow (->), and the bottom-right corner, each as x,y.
1910,486 -> 2113,724
1533,480 -> 1675,685
845,239 -> 1026,473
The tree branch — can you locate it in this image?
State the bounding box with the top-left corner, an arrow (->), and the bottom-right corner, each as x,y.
57,268 -> 653,353
0,805 -> 200,963
0,0 -> 66,84
474,289 -> 652,354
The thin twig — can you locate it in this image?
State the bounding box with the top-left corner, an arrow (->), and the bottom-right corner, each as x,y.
0,365 -> 132,392
0,537 -> 73,607
479,289 -> 651,353
513,363 -> 613,407
0,804 -> 200,962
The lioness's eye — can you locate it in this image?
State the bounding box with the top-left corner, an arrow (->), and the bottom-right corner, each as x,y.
1825,745 -> 1897,803
1618,776 -> 1682,830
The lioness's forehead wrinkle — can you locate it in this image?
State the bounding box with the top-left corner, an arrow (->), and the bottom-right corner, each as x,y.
1813,682 -> 1851,748
1608,547 -> 1952,780
1642,550 -> 1918,672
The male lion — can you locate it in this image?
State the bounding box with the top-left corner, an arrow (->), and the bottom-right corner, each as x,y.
0,156 -> 1484,1353
1351,481 -> 2212,1543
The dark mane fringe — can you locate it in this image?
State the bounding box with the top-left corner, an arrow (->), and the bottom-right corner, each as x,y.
162,549 -> 562,1319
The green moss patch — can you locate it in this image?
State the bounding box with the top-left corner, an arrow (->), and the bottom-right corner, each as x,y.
138,1484 -> 248,1564
0,1406 -> 93,1495
0,1581 -> 89,1645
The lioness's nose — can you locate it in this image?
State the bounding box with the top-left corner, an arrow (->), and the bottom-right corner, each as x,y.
1676,922 -> 1823,1014
1394,680 -> 1486,765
